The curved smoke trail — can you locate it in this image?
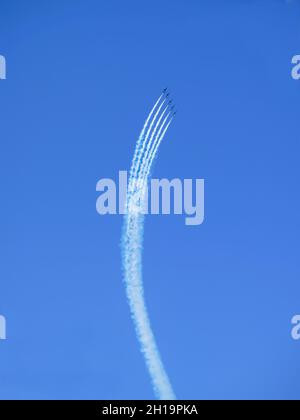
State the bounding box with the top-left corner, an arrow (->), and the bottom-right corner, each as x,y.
139,113 -> 172,183
131,97 -> 166,184
122,92 -> 176,400
137,105 -> 169,181
130,94 -> 163,183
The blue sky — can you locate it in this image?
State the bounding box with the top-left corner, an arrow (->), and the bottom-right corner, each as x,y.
0,0 -> 300,400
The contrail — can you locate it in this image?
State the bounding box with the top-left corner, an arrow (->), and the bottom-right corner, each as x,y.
139,113 -> 172,183
131,97 -> 166,185
122,92 -> 176,400
130,94 -> 163,183
137,105 -> 169,184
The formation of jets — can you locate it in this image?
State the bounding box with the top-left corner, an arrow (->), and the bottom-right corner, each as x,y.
163,87 -> 177,116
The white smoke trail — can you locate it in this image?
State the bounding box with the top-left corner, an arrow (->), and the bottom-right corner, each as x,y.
137,105 -> 169,185
145,119 -> 174,182
131,98 -> 166,186
130,94 -> 163,184
139,113 -> 172,184
122,93 -> 175,400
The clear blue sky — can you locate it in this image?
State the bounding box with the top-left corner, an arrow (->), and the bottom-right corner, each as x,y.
0,0 -> 300,400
